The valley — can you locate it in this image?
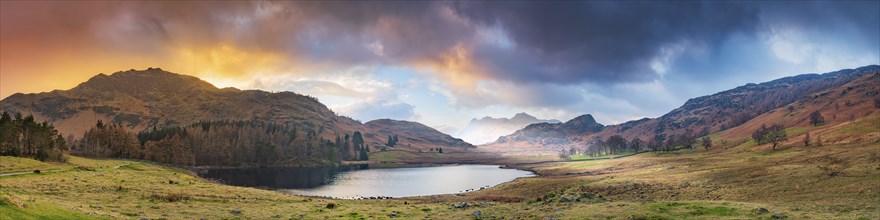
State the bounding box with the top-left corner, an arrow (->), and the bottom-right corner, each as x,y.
2,2 -> 879,219
0,66 -> 880,219
2,114 -> 877,219
2,66 -> 879,219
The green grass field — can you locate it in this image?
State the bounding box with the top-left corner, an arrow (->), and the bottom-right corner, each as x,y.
0,156 -> 69,174
2,119 -> 878,219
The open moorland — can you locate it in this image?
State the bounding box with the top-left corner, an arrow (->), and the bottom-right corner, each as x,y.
2,111 -> 878,219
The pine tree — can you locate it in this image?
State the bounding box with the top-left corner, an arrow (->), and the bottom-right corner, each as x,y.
804,132 -> 810,147
0,112 -> 16,156
0,113 -> 67,161
352,131 -> 364,148
359,147 -> 369,161
255,141 -> 276,167
343,134 -> 351,160
701,137 -> 712,151
386,135 -> 397,147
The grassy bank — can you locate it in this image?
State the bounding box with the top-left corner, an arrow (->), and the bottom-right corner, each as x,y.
3,141 -> 877,219
2,119 -> 878,219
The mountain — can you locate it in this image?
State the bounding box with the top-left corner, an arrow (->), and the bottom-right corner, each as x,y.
494,114 -> 603,146
456,112 -> 560,145
592,65 -> 880,143
487,65 -> 880,151
0,68 -> 472,153
431,124 -> 460,137
718,68 -> 880,143
365,119 -> 472,151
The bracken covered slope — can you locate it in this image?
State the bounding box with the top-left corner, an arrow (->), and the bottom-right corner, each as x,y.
488,65 -> 880,151
0,68 -> 472,152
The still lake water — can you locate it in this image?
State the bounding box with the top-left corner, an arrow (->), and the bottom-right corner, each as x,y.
197,164 -> 534,199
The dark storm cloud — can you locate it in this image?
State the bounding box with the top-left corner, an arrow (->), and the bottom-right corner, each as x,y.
759,1 -> 879,48
452,1 -> 760,84
2,1 -> 877,113
285,1 -> 471,64
253,1 -> 874,89
8,1 -> 873,84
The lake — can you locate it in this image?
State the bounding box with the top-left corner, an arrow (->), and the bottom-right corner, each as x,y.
197,164 -> 534,199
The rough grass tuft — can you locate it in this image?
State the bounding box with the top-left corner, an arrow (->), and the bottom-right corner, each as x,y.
149,192 -> 190,202
473,195 -> 525,203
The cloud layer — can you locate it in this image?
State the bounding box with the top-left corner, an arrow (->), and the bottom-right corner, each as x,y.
1,1 -> 877,129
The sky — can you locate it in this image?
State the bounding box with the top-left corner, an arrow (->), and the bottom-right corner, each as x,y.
1,1 -> 878,133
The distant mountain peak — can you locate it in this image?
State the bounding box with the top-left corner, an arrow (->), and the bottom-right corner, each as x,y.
568,114 -> 597,124
1,68 -> 473,153
511,112 -> 538,122
72,68 -> 218,95
456,112 -> 560,145
488,65 -> 879,150
365,119 -> 472,148
493,113 -> 603,146
574,114 -> 593,120
512,112 -> 530,117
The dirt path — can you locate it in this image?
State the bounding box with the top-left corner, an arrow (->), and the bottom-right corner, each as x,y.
513,151 -> 648,166
0,170 -> 61,177
0,163 -> 132,177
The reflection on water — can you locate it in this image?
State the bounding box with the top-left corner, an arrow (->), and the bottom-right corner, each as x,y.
197,164 -> 534,199
196,165 -> 369,189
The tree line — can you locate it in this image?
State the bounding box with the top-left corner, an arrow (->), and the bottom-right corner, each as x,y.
385,134 -> 399,147
72,120 -> 370,167
559,120 -> 805,160
561,129 -> 715,160
0,112 -> 68,162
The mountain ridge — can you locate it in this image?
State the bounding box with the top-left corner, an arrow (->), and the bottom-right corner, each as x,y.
487,65 -> 880,151
0,68 -> 473,153
494,114 -> 603,146
456,112 -> 560,145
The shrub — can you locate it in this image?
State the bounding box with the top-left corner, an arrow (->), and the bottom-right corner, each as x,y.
817,156 -> 847,177
474,195 -> 525,203
752,124 -> 787,149
809,111 -> 825,126
149,192 -> 190,202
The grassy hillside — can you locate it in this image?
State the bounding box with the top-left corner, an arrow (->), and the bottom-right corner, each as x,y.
2,113 -> 878,219
485,65 -> 879,152
0,68 -> 473,157
721,71 -> 879,141
0,156 -> 855,220
0,156 -> 67,174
